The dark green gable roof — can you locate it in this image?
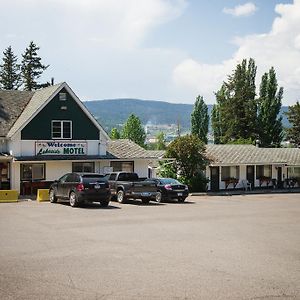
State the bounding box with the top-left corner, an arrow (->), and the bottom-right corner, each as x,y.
0,83 -> 109,140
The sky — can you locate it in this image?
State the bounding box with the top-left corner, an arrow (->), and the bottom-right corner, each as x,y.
0,0 -> 299,105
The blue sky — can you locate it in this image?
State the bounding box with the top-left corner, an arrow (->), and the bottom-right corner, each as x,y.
0,0 -> 299,105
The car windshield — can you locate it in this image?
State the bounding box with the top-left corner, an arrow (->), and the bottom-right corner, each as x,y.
159,178 -> 181,185
82,175 -> 107,184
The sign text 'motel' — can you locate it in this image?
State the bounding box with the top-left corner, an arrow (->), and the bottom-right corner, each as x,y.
36,141 -> 87,156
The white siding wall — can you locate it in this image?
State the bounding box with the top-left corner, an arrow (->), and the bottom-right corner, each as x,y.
134,160 -> 151,178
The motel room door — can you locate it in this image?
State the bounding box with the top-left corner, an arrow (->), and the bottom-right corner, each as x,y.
210,167 -> 219,192
277,167 -> 283,188
246,166 -> 255,187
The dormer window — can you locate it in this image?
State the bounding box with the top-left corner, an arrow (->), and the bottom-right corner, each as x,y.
59,92 -> 67,101
52,120 -> 72,139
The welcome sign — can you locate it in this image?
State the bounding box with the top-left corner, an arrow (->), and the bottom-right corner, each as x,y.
36,141 -> 87,156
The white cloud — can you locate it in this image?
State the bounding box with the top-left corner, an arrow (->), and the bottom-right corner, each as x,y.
173,0 -> 300,105
0,0 -> 187,49
0,0 -> 188,101
223,2 -> 257,17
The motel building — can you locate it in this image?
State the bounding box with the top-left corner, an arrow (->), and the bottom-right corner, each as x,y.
0,83 -> 164,195
205,144 -> 300,192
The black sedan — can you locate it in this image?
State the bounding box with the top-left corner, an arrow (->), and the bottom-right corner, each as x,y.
49,173 -> 111,207
150,178 -> 189,203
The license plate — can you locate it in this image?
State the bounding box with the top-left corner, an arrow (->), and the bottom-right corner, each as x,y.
142,192 -> 150,196
178,193 -> 183,196
94,184 -> 101,189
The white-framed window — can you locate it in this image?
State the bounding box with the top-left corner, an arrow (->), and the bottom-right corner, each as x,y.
51,120 -> 72,139
221,166 -> 239,181
288,167 -> 300,178
72,162 -> 95,173
110,161 -> 134,172
21,163 -> 45,181
256,165 -> 272,179
59,92 -> 67,101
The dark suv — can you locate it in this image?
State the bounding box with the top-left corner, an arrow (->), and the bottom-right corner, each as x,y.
49,173 -> 111,207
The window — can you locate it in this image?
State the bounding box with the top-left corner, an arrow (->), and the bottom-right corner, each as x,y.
21,164 -> 45,181
59,92 -> 67,101
0,162 -> 10,182
256,165 -> 272,179
52,120 -> 72,139
66,174 -> 80,183
72,162 -> 94,173
288,167 -> 300,178
221,166 -> 239,181
110,161 -> 134,172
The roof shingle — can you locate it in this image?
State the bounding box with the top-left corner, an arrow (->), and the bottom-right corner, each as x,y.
206,144 -> 300,166
107,139 -> 164,159
0,90 -> 34,137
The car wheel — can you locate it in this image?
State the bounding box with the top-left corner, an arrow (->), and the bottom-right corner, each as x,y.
117,190 -> 126,203
49,189 -> 57,203
100,200 -> 109,207
156,191 -> 162,203
69,191 -> 79,207
178,197 -> 186,203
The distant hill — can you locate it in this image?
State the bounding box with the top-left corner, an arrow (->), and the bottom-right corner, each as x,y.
84,98 -> 290,132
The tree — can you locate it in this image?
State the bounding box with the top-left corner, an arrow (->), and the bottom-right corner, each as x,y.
0,46 -> 21,90
21,41 -> 49,91
121,114 -> 146,147
211,58 -> 257,144
191,95 -> 209,143
285,101 -> 300,146
110,127 -> 121,139
163,134 -> 209,191
164,134 -> 208,179
257,67 -> 283,147
155,132 -> 166,150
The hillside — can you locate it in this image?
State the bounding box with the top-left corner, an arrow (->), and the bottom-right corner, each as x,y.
84,98 -> 290,132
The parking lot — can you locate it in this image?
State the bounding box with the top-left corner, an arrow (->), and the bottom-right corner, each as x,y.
0,193 -> 300,300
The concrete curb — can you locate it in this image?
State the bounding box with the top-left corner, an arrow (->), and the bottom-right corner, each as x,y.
191,188 -> 300,197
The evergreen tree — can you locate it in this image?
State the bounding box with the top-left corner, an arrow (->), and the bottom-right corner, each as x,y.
191,95 -> 209,143
211,58 -> 257,144
155,132 -> 166,150
211,85 -> 227,144
21,41 -> 49,91
0,46 -> 21,90
121,114 -> 146,147
110,127 -> 121,139
285,101 -> 300,146
257,67 -> 283,147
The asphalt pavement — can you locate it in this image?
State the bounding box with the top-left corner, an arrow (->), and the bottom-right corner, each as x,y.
0,194 -> 299,300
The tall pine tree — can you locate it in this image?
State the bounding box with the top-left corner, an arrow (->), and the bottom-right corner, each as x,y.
211,58 -> 257,144
257,67 -> 283,147
211,84 -> 229,144
0,46 -> 21,90
285,101 -> 300,146
121,114 -> 146,147
191,95 -> 209,143
21,41 -> 49,91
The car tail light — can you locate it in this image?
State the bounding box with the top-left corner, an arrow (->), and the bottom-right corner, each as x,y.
164,184 -> 172,190
76,183 -> 84,191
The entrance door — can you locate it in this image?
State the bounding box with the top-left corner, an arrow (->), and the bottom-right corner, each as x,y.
246,166 -> 255,187
210,167 -> 219,191
277,167 -> 283,188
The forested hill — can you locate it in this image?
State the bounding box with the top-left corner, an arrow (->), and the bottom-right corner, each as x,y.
84,98 -> 290,132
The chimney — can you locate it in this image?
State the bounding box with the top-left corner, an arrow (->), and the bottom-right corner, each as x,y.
255,139 -> 260,147
51,77 -> 54,85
